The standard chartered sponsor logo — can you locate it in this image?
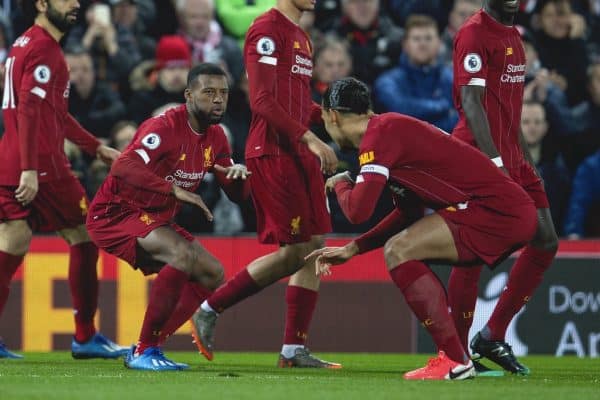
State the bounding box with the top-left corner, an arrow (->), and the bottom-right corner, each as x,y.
165,169 -> 204,188
291,55 -> 313,77
501,63 -> 526,83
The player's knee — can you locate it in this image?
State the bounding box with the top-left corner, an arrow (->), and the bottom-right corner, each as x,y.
532,226 -> 559,254
383,236 -> 411,269
170,242 -> 198,272
0,221 -> 32,255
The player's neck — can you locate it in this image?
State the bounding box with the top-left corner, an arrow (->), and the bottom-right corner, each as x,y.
275,2 -> 302,25
34,17 -> 64,42
348,115 -> 373,147
483,6 -> 515,26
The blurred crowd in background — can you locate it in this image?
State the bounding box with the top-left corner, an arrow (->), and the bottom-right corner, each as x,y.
0,0 -> 599,238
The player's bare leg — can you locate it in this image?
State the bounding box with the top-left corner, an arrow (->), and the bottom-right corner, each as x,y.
277,237 -> 341,368
192,235 -> 339,367
0,220 -> 31,359
58,225 -> 128,359
382,213 -> 474,380
127,226 -> 224,370
471,208 -> 557,375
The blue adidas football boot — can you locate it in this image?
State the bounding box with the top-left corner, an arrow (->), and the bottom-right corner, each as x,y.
0,340 -> 23,359
71,333 -> 129,359
124,346 -> 188,371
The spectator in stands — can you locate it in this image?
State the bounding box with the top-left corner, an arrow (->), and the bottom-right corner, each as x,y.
439,0 -> 481,66
66,1 -> 145,88
332,0 -> 402,85
521,100 -> 571,235
312,36 -> 353,104
563,150 -> 600,238
110,0 -> 156,62
374,15 -> 456,132
128,35 -> 190,124
66,46 -> 127,140
386,0 -> 452,31
533,0 -> 589,105
214,0 -> 275,47
543,63 -> 600,171
314,0 -> 341,32
221,72 -> 251,163
175,0 -> 243,86
87,121 -> 137,196
310,36 -> 353,142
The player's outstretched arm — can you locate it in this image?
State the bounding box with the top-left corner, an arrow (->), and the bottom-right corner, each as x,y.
333,174 -> 386,224
213,163 -> 252,202
96,145 -> 120,165
64,114 -> 102,156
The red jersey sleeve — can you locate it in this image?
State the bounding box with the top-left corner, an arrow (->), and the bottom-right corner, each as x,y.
64,114 -> 101,156
245,22 -> 308,142
111,117 -> 176,194
16,46 -> 49,170
453,25 -> 489,88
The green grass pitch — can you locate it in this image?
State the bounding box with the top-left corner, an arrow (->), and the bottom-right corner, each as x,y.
0,352 -> 598,400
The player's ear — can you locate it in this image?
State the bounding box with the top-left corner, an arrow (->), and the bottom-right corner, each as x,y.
183,88 -> 192,102
35,0 -> 48,13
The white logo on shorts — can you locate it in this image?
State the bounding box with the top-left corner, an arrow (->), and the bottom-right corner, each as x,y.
464,53 -> 482,73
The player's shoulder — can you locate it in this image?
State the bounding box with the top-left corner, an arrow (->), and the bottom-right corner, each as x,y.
247,8 -> 285,40
456,10 -> 487,39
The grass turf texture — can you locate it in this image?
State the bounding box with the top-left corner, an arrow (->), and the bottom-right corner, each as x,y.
0,353 -> 598,400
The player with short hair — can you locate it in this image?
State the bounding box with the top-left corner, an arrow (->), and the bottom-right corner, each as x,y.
308,77 -> 537,380
0,0 -> 126,359
86,63 -> 250,371
448,0 -> 558,375
190,0 -> 341,368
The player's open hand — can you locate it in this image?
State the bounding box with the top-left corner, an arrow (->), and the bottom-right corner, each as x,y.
305,242 -> 359,276
325,171 -> 353,192
15,170 -> 39,206
302,131 -> 338,174
96,145 -> 121,166
172,185 -> 213,221
213,164 -> 251,180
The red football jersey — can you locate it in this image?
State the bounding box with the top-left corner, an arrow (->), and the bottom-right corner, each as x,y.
358,113 -> 532,211
93,105 -> 233,221
244,8 -> 319,159
0,25 -> 98,185
451,10 -> 526,170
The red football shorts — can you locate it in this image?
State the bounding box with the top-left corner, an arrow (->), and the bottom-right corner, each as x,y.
246,154 -> 332,244
438,198 -> 538,268
86,202 -> 194,275
508,161 -> 550,209
0,176 -> 88,232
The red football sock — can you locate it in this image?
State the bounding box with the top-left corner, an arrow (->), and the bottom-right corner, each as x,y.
389,261 -> 467,364
160,282 -> 212,342
206,268 -> 262,313
69,242 -> 99,343
0,251 -> 24,316
486,245 -> 554,341
448,265 -> 482,352
283,285 -> 318,345
137,265 -> 189,355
